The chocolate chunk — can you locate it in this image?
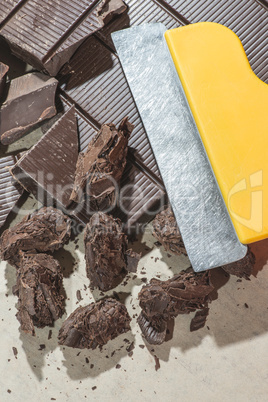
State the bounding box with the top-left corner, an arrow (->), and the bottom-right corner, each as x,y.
0,1 -> 103,76
96,0 -> 127,25
0,155 -> 23,229
13,253 -> 64,335
12,106 -> 78,209
58,298 -> 131,349
221,248 -> 255,280
70,117 -> 133,210
138,268 -> 214,344
0,72 -> 58,144
125,249 -> 141,273
0,62 -> 9,101
152,206 -> 187,256
190,308 -> 210,332
0,207 -> 71,267
84,212 -> 128,291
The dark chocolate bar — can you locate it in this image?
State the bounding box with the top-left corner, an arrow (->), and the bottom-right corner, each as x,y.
138,268 -> 214,344
0,72 -> 58,144
0,0 -> 127,76
12,106 -> 78,209
58,298 -> 131,349
0,155 -> 23,229
13,252 -> 64,336
0,61 -> 8,100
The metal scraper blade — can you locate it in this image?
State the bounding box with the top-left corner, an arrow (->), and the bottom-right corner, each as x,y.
112,23 -> 247,272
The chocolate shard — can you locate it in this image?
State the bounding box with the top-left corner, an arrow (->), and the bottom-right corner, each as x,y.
0,72 -> 58,145
190,307 -> 210,332
70,116 -> 134,210
12,106 -> 78,209
84,212 -> 129,291
58,298 -> 131,349
221,248 -> 255,280
0,207 -> 71,267
125,249 -> 141,273
0,1 -> 103,76
13,252 -> 64,336
152,206 -> 187,256
0,62 -> 9,101
138,268 -> 214,344
96,0 -> 127,25
0,155 -> 23,229
137,312 -> 167,345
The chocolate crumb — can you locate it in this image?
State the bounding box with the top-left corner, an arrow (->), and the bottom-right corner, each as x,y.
38,344 -> 46,350
12,347 -> 18,358
244,303 -> 249,308
126,341 -> 135,353
76,290 -> 82,302
139,345 -> 145,349
115,364 -> 121,369
92,386 -> 97,391
90,364 -> 94,369
154,356 -> 160,371
48,330 -> 52,340
85,357 -> 89,364
7,389 -> 11,394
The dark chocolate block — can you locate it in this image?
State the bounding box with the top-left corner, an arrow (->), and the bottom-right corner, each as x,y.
0,155 -> 23,229
138,268 -> 214,344
0,72 -> 58,144
0,0 -> 103,76
0,207 -> 72,267
152,206 -> 187,256
221,248 -> 255,280
84,212 -> 140,291
70,116 -> 133,209
0,61 -> 9,100
12,106 -> 78,209
96,0 -> 127,25
58,298 -> 131,349
13,252 -> 64,336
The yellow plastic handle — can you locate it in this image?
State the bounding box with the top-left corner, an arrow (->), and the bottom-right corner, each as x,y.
165,22 -> 268,244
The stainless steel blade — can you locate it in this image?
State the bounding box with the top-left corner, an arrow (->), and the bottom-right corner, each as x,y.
112,23 -> 247,272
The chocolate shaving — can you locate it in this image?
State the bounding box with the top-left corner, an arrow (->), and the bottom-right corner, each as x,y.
84,212 -> 140,291
190,307 -> 209,332
152,206 -> 187,256
221,248 -> 255,280
70,117 -> 134,210
96,0 -> 127,25
0,207 -> 72,267
13,253 -> 64,336
58,298 -> 131,349
138,268 -> 214,344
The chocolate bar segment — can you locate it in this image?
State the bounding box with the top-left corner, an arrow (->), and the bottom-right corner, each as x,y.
138,268 -> 214,344
0,61 -> 9,100
58,298 -> 131,349
0,207 -> 72,267
12,106 -> 78,209
0,0 -> 104,75
13,252 -> 64,336
0,155 -> 23,229
0,72 -> 58,145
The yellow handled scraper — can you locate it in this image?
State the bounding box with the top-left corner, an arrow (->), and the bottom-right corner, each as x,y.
112,23 -> 268,272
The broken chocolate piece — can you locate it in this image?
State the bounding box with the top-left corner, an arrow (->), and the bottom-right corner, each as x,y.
221,248 -> 255,280
84,212 -> 129,291
13,252 -> 64,336
70,117 -> 134,210
152,206 -> 187,256
0,72 -> 58,144
96,0 -> 127,25
0,207 -> 71,267
58,298 -> 131,349
0,155 -> 23,229
0,62 -> 9,101
12,106 -> 78,209
138,268 -> 214,344
190,307 -> 210,332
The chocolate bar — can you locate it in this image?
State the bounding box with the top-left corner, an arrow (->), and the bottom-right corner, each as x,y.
84,212 -> 140,291
0,61 -> 8,100
58,298 -> 131,349
13,252 -> 64,336
12,106 -> 78,209
0,207 -> 72,267
138,268 -> 214,344
0,72 -> 58,144
0,0 -> 127,76
0,155 -> 23,229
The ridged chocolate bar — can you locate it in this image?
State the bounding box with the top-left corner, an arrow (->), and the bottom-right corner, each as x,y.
0,155 -> 23,229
